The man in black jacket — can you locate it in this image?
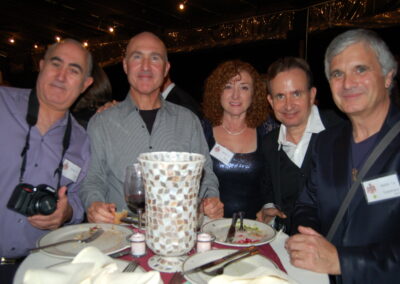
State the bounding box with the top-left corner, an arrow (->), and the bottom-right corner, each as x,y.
161,74 -> 201,118
286,29 -> 400,283
256,57 -> 342,232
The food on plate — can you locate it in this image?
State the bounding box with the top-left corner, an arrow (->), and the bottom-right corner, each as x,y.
113,210 -> 128,224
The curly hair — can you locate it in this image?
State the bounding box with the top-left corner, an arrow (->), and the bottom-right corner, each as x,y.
202,60 -> 270,128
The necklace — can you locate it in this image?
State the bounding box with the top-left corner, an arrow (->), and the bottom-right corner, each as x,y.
221,124 -> 246,136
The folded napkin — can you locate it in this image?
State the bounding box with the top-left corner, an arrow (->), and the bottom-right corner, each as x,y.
208,266 -> 298,284
23,246 -> 161,284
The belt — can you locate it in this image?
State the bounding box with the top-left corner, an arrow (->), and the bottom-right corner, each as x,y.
0,257 -> 25,265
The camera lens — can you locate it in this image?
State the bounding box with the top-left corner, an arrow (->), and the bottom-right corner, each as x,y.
35,195 -> 57,215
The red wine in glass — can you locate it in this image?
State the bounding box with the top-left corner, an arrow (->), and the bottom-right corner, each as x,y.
127,195 -> 145,213
124,164 -> 145,229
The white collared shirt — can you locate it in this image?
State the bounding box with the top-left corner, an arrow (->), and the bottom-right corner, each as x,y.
277,105 -> 325,168
161,83 -> 175,99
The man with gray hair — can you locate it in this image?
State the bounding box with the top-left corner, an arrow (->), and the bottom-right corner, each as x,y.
286,29 -> 400,283
0,39 -> 93,281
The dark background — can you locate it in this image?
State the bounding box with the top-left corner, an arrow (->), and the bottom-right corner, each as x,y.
3,26 -> 400,112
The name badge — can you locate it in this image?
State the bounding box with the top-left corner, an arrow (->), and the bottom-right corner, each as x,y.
210,143 -> 234,165
362,173 -> 400,204
62,159 -> 82,182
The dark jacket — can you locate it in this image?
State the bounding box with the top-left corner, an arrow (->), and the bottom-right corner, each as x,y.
165,84 -> 202,118
292,104 -> 400,283
262,109 -> 343,233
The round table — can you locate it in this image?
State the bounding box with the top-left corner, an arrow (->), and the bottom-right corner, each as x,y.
14,231 -> 328,284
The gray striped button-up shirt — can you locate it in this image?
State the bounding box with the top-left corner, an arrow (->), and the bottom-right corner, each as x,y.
79,93 -> 219,211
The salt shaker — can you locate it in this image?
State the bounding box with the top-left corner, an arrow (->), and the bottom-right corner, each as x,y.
130,232 -> 146,257
197,232 -> 213,253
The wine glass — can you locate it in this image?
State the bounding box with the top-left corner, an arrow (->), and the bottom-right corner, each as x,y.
123,164 -> 145,230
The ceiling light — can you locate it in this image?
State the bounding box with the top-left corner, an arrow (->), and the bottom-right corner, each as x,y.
9,38 -> 15,44
83,41 -> 89,47
34,44 -> 38,49
178,1 -> 187,11
108,26 -> 114,33
55,36 -> 61,42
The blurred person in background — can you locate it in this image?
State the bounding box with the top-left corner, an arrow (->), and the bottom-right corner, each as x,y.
161,73 -> 202,118
72,62 -> 112,128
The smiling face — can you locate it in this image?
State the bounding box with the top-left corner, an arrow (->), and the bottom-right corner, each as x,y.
123,32 -> 170,97
328,42 -> 393,119
36,41 -> 93,113
267,68 -> 316,130
220,71 -> 253,117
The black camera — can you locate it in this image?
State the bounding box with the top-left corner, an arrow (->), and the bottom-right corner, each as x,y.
7,183 -> 57,216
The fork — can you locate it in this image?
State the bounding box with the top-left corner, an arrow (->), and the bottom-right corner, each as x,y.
202,249 -> 259,276
122,261 -> 139,272
238,211 -> 245,232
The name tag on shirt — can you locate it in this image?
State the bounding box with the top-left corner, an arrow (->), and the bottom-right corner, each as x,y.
362,173 -> 400,204
62,159 -> 81,182
210,143 -> 234,165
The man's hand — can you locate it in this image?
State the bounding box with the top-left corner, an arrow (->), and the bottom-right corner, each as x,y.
285,226 -> 341,275
28,186 -> 72,230
87,201 -> 116,223
96,100 -> 118,113
256,207 -> 286,224
202,197 -> 224,219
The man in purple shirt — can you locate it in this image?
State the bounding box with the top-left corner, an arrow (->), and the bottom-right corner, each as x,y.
0,39 -> 93,282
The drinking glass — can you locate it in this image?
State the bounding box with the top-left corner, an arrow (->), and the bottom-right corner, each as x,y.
123,164 -> 145,230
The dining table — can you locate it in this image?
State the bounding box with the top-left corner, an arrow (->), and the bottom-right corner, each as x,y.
14,224 -> 328,284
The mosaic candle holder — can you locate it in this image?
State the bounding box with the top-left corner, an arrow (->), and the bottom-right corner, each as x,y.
138,151 -> 205,272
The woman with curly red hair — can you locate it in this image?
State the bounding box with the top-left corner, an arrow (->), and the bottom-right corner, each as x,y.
201,60 -> 278,219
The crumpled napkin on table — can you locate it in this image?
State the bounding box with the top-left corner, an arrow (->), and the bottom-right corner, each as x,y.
208,266 -> 299,284
23,246 -> 161,284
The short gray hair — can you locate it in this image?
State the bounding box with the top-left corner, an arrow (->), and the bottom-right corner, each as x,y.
324,29 -> 397,80
44,38 -> 93,78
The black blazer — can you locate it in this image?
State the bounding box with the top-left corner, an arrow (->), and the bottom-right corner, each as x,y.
165,85 -> 202,118
262,109 -> 343,232
293,104 -> 400,283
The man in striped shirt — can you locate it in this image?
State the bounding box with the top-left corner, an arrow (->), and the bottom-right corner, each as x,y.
79,32 -> 223,223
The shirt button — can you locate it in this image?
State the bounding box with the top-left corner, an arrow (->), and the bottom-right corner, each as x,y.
34,164 -> 38,167
142,125 -> 145,128
149,146 -> 153,149
18,219 -> 23,223
11,247 -> 15,251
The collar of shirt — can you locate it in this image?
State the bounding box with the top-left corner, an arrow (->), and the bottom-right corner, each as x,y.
119,92 -> 178,121
277,105 -> 325,167
161,83 -> 175,100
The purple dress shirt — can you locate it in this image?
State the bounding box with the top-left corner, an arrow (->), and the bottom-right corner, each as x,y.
0,86 -> 90,257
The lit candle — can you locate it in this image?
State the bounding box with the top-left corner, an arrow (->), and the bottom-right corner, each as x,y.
130,233 -> 146,257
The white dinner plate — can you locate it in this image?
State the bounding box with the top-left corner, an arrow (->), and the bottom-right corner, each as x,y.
202,218 -> 276,247
37,223 -> 131,259
47,258 -> 145,273
183,249 -> 287,284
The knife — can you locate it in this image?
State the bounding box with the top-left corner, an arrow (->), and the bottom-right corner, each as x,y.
225,212 -> 239,242
182,246 -> 257,275
31,228 -> 104,252
109,248 -> 131,258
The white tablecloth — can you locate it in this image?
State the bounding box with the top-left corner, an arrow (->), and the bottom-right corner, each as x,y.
14,232 -> 328,284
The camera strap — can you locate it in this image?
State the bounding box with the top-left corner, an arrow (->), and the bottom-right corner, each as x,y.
19,89 -> 72,189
